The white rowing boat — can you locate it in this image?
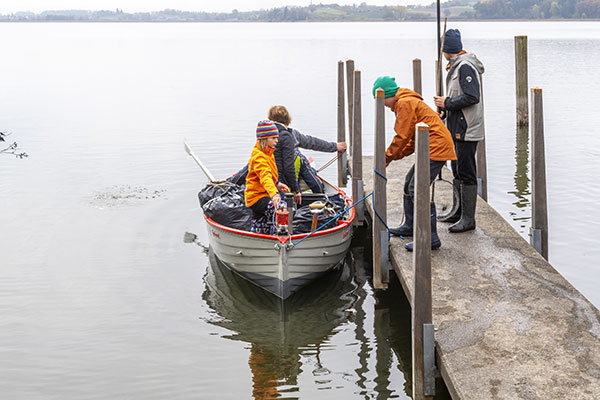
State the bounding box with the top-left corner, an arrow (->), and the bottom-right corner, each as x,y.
203,178 -> 355,299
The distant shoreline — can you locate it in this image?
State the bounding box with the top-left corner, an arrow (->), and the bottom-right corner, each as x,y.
1,19 -> 599,23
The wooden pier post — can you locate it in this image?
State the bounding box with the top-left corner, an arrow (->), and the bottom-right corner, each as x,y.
337,61 -> 347,187
477,77 -> 488,201
352,70 -> 364,224
346,60 -> 355,152
413,124 -> 435,400
530,88 -> 549,260
413,59 -> 422,95
515,35 -> 529,128
373,88 -> 388,289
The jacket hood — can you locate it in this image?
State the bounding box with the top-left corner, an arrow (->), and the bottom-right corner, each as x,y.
395,88 -> 423,101
450,52 -> 485,75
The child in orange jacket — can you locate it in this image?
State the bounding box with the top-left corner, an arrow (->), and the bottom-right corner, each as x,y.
245,120 -> 289,234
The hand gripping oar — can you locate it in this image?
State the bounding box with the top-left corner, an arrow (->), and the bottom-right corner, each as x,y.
184,140 -> 217,182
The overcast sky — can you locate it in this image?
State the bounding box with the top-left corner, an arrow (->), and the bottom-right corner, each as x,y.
1,0 -> 439,13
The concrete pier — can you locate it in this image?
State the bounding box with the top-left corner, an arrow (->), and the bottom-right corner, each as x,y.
360,155 -> 600,400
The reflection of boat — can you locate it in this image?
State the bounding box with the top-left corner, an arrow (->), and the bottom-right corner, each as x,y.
203,249 -> 358,398
204,178 -> 355,299
203,248 -> 357,347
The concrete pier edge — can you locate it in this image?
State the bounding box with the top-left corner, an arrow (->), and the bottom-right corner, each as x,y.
360,155 -> 600,400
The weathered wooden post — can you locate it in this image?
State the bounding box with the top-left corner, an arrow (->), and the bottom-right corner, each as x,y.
413,58 -> 422,95
352,70 -> 364,225
373,88 -> 389,289
413,123 -> 435,400
515,35 -> 529,128
337,61 -> 347,187
477,77 -> 488,201
530,88 -> 549,260
346,59 -> 355,152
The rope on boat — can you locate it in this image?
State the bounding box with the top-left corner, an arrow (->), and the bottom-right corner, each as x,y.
288,187 -> 390,249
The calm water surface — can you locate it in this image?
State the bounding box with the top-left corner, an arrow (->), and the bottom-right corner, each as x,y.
1,21 -> 599,398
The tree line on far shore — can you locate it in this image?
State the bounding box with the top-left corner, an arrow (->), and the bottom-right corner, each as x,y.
2,0 -> 599,22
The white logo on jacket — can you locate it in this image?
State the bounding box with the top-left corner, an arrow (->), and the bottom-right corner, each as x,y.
466,76 -> 473,83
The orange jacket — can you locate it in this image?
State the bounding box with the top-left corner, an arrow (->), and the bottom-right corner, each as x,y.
245,142 -> 279,207
385,88 -> 457,165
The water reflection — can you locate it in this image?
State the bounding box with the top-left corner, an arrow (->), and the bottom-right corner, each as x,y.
203,249 -> 359,398
202,243 -> 451,399
508,125 -> 531,233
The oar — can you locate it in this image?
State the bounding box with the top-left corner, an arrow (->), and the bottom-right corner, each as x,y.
184,139 -> 217,182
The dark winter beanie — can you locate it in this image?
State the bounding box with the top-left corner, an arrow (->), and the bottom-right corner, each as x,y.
442,29 -> 462,54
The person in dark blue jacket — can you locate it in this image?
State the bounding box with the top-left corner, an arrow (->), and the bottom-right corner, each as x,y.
433,28 -> 485,233
268,105 -> 346,203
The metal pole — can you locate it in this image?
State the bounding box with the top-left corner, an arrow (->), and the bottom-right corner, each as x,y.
413,58 -> 422,96
515,35 -> 529,128
352,70 -> 364,225
373,88 -> 388,289
530,88 -> 549,260
337,61 -> 347,187
346,59 -> 355,153
412,123 -> 434,399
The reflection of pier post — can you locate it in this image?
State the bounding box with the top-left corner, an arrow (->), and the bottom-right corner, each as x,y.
350,247 -> 371,392
509,125 -> 531,230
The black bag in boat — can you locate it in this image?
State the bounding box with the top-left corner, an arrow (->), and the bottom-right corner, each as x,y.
199,182 -> 252,231
198,181 -> 241,207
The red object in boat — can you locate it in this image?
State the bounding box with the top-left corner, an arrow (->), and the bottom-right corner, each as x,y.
275,209 -> 289,226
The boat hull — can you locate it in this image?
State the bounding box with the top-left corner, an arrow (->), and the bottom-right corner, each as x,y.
206,220 -> 353,298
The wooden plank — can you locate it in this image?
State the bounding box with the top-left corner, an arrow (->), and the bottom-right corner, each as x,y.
413,58 -> 422,96
337,61 -> 347,187
412,124 -> 434,400
372,88 -> 388,289
346,59 -> 355,150
352,70 -> 364,224
530,88 -> 549,260
515,35 -> 529,127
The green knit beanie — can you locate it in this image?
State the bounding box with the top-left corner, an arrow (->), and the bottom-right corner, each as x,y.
372,76 -> 399,98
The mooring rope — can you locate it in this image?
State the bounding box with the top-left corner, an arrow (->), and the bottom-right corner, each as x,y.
372,167 -> 391,241
288,192 -> 372,249
289,183 -> 391,249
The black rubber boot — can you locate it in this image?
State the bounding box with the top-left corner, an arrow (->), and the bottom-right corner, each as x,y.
390,195 -> 414,237
449,184 -> 477,233
405,204 -> 441,251
438,178 -> 461,223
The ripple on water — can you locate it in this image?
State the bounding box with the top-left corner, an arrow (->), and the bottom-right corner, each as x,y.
89,185 -> 167,209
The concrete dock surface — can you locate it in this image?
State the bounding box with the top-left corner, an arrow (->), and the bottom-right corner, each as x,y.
360,155 -> 600,400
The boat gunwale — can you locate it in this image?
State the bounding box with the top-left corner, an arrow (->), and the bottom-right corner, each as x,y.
204,177 -> 355,244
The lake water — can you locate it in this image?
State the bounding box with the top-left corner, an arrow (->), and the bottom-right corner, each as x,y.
1,21 -> 599,399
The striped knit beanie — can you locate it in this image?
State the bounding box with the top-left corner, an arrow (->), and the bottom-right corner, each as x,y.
256,120 -> 279,139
